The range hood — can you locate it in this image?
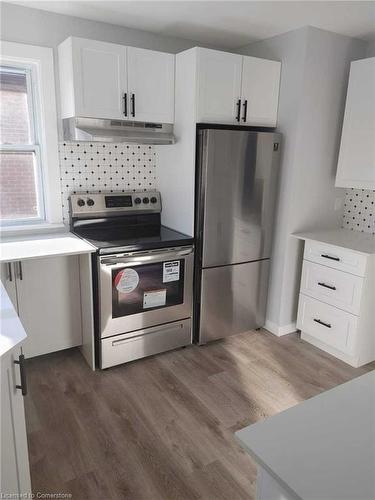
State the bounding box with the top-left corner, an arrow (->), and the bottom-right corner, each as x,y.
63,117 -> 175,145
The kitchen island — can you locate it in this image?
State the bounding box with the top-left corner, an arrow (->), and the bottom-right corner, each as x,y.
236,370 -> 375,500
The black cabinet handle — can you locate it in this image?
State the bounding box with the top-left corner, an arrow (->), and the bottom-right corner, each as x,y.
14,353 -> 27,396
313,318 -> 331,329
123,93 -> 128,117
131,93 -> 135,117
321,254 -> 340,262
318,282 -> 336,291
236,99 -> 241,122
242,100 -> 248,122
7,262 -> 12,282
17,261 -> 23,280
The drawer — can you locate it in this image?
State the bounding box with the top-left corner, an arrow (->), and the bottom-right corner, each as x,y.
101,319 -> 192,369
297,295 -> 358,354
304,240 -> 367,277
300,260 -> 363,315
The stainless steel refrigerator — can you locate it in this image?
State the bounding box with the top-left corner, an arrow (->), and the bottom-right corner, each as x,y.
194,127 -> 281,343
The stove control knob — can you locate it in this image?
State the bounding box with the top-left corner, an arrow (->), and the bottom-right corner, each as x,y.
142,197 -> 150,204
150,196 -> 158,204
87,198 -> 95,207
77,199 -> 85,207
134,197 -> 142,204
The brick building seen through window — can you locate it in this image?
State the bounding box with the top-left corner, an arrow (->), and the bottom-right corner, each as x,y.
0,67 -> 44,223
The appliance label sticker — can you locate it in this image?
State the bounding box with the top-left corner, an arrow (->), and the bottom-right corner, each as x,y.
115,268 -> 139,294
143,289 -> 166,309
163,261 -> 180,283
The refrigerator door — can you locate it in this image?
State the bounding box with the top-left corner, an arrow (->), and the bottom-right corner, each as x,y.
198,129 -> 280,267
199,260 -> 270,343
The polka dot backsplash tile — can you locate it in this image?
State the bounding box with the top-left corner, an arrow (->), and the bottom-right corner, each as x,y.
59,142 -> 158,222
342,188 -> 375,234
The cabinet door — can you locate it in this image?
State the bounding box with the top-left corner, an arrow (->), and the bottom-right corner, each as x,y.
0,262 -> 17,310
241,56 -> 281,127
16,256 -> 82,358
127,47 -> 174,123
196,48 -> 243,124
1,344 -> 31,496
72,37 -> 127,120
336,57 -> 375,189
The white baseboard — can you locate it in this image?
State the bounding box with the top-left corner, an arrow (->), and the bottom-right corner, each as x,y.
264,320 -> 297,337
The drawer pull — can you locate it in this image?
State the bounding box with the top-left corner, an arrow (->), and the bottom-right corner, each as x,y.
313,318 -> 331,329
318,282 -> 336,291
321,254 -> 340,262
14,352 -> 27,396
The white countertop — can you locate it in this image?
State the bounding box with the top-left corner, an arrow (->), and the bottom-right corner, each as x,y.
0,231 -> 95,262
292,228 -> 375,255
236,371 -> 375,500
0,282 -> 27,357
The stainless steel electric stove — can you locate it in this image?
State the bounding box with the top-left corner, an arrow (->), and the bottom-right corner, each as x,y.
70,191 -> 194,369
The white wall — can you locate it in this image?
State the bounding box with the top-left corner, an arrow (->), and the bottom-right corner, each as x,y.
366,40 -> 375,57
238,27 -> 366,334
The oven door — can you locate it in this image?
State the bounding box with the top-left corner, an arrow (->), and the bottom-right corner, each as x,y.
99,246 -> 194,338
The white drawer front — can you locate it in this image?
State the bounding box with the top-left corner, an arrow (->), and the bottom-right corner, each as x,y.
297,295 -> 358,354
300,260 -> 363,315
304,240 -> 367,277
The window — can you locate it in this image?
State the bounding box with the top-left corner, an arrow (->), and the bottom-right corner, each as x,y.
0,42 -> 61,230
0,67 -> 45,223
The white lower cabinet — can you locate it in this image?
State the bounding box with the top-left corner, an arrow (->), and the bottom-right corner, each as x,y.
0,262 -> 18,310
0,343 -> 31,496
297,295 -> 358,355
1,256 -> 82,358
297,240 -> 375,367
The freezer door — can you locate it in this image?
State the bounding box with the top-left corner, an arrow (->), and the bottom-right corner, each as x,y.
198,129 -> 280,267
199,260 -> 270,343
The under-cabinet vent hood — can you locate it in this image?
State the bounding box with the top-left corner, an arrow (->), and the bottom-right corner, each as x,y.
63,117 -> 175,145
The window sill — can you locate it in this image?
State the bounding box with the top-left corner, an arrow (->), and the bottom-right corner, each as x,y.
0,222 -> 67,239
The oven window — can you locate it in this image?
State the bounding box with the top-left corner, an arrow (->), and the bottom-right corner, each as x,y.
112,260 -> 185,318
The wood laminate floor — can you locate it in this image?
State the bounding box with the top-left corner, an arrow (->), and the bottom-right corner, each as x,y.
24,330 -> 374,500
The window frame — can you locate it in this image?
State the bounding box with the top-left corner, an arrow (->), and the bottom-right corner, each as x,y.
0,41 -> 62,232
0,64 -> 46,225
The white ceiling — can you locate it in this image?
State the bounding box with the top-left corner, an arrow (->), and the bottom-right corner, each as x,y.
9,1 -> 375,49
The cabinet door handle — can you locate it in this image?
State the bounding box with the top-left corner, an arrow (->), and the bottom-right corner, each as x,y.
7,262 -> 13,282
313,318 -> 331,329
131,93 -> 135,117
17,261 -> 23,280
318,282 -> 336,291
14,352 -> 27,396
321,254 -> 340,262
236,99 -> 241,122
123,93 -> 128,117
242,99 -> 248,122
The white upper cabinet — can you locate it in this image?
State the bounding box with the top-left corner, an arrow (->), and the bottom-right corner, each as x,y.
196,48 -> 243,124
59,37 -> 175,123
195,48 -> 280,126
127,47 -> 174,123
59,37 -> 127,120
336,57 -> 375,189
240,56 -> 281,127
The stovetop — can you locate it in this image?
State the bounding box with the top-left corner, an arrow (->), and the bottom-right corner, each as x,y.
73,224 -> 194,255
69,190 -> 194,254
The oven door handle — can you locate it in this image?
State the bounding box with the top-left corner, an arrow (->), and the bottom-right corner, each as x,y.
100,247 -> 193,266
